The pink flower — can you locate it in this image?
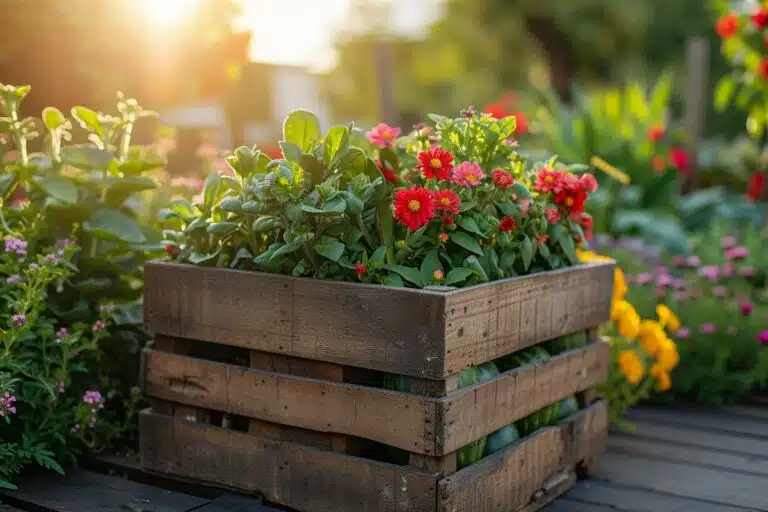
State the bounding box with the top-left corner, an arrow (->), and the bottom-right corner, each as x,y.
721,236 -> 737,250
676,327 -> 690,339
740,302 -> 754,316
580,173 -> 598,193
0,391 -> 16,417
759,330 -> 768,345
545,208 -> 560,223
45,253 -> 58,264
656,274 -> 673,287
82,390 -> 103,405
738,266 -> 756,278
673,291 -> 688,302
673,279 -> 686,290
11,314 -> 25,328
366,123 -> 401,149
686,255 -> 701,268
92,320 -> 107,332
726,247 -> 749,260
699,323 -> 716,334
6,274 -> 21,284
713,286 -> 727,297
451,162 -> 486,187
519,199 -> 532,216
722,263 -> 734,278
673,256 -> 686,268
56,327 -> 69,340
636,272 -> 652,285
4,237 -> 27,256
699,265 -> 720,281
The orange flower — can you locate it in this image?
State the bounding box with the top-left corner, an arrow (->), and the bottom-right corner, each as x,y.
648,123 -> 665,143
716,14 -> 740,38
652,155 -> 666,173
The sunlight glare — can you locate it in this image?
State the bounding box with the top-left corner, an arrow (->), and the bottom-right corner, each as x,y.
138,0 -> 199,26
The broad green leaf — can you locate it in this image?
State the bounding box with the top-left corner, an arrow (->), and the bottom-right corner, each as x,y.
279,141 -> 303,163
338,146 -> 367,176
384,264 -> 424,287
300,154 -> 325,185
71,106 -> 103,135
206,222 -> 239,234
271,240 -> 303,260
450,232 -> 483,256
283,110 -> 321,152
379,147 -> 399,173
444,267 -> 474,286
420,249 -> 443,283
188,250 -> 220,265
323,126 -> 350,167
61,146 -> 114,170
218,197 -> 244,213
84,208 -> 147,244
242,201 -> 268,214
300,196 -> 346,215
510,183 -> 531,199
714,76 -> 736,112
538,242 -> 552,262
38,176 -> 77,203
382,274 -> 405,287
521,236 -> 534,271
203,172 -> 222,209
42,107 -> 67,131
314,235 -> 345,262
341,190 -> 364,215
106,176 -> 159,206
377,199 -> 395,264
498,116 -> 517,138
457,216 -> 488,238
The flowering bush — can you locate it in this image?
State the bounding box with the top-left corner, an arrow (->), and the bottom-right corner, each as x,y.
594,225 -> 768,404
0,222 -> 140,489
578,250 -> 680,424
162,108 -> 598,287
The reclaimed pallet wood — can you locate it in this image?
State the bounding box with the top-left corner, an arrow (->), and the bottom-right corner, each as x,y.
141,400 -> 608,512
141,339 -> 609,455
143,261 -> 614,379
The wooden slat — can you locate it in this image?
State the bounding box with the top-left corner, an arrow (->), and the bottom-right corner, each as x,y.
625,408 -> 768,439
140,409 -> 438,512
597,452 -> 768,510
143,262 -> 447,379
439,341 -> 609,453
142,348 -> 438,454
544,500 -> 618,512
1,469 -> 208,512
194,493 -> 283,511
437,400 -> 608,512
563,480 -> 750,512
442,262 -> 614,375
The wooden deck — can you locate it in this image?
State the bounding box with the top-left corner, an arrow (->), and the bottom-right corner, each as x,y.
2,405 -> 766,512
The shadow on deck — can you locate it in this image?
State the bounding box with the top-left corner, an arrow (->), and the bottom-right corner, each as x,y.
3,405 -> 766,512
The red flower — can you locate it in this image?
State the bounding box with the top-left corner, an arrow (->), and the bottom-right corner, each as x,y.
441,214 -> 455,225
716,14 -> 740,38
534,167 -> 564,193
376,160 -> 398,184
759,58 -> 768,81
748,171 -> 766,201
438,232 -> 449,243
498,216 -> 517,232
554,189 -> 588,215
164,244 -> 180,259
753,9 -> 768,28
536,234 -> 549,244
669,147 -> 691,174
483,102 -> 508,120
432,189 -> 461,214
416,148 -> 454,180
513,112 -> 528,135
492,169 -> 514,190
393,187 -> 435,231
545,207 -> 560,224
648,123 -> 665,143
580,173 -> 598,193
578,213 -> 594,240
652,155 -> 666,173
354,263 -> 367,279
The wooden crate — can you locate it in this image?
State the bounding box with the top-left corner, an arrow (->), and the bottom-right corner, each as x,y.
139,260 -> 615,512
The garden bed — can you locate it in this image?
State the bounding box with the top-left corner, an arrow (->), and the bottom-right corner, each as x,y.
139,260 -> 613,512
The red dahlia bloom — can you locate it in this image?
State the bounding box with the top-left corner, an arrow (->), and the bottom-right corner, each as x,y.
748,171 -> 766,201
441,214 -> 455,225
432,189 -> 461,214
393,187 -> 435,231
578,213 -> 594,240
716,14 -> 739,38
669,148 -> 691,174
354,263 -> 367,279
580,173 -> 598,193
545,207 -> 560,224
554,189 -> 588,215
648,123 -> 665,143
759,58 -> 768,81
534,168 -> 564,193
376,160 -> 398,184
753,9 -> 768,28
498,216 -> 517,232
416,148 -> 454,180
513,112 -> 529,135
492,169 -> 514,190
164,244 -> 180,258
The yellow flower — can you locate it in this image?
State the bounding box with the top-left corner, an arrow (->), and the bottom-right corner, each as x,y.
613,268 -> 628,304
638,320 -> 666,357
650,364 -> 672,392
656,304 -> 681,332
618,350 -> 644,385
616,305 -> 641,340
611,299 -> 633,322
656,338 -> 680,372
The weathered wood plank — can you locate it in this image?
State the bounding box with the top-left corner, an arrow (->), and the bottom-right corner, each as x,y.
439,341 -> 609,453
144,262 -> 446,379
1,469 -> 208,512
598,451 -> 768,509
563,480 -> 750,512
442,262 -> 613,375
194,493 -> 283,511
543,500 -> 617,512
140,409 -> 437,512
626,408 -> 768,439
437,400 -> 608,512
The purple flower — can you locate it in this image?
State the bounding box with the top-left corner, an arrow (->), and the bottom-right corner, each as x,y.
759,330 -> 768,345
699,323 -> 716,334
673,278 -> 686,290
673,255 -> 686,268
56,327 -> 68,340
686,255 -> 701,268
676,327 -> 691,339
636,272 -> 652,285
92,320 -> 107,332
738,266 -> 756,278
0,391 -> 17,417
4,237 -> 27,256
699,265 -> 720,281
722,263 -> 734,278
721,236 -> 737,250
657,274 -> 674,287
82,390 -> 103,405
726,247 -> 749,261
6,274 -> 21,284
45,253 -> 57,264
713,286 -> 727,297
740,302 -> 754,316
11,313 -> 25,328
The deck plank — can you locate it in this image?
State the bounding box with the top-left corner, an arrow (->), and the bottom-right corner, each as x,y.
626,408 -> 768,440
2,469 -> 209,512
194,493 -> 284,511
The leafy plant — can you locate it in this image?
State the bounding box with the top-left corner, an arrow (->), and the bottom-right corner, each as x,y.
163,108 -> 599,288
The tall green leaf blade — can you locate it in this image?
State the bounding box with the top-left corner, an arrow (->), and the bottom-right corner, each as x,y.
450,231 -> 483,256
84,208 -> 147,244
283,110 -> 321,152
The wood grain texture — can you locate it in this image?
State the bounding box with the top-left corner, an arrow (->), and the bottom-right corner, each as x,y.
437,400 -> 608,512
442,262 -> 614,375
140,409 -> 438,512
439,341 -> 609,454
144,261 -> 614,379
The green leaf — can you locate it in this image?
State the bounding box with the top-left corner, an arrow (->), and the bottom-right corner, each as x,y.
83,208 -> 147,244
323,126 -> 350,167
510,183 -> 531,199
314,235 -> 346,262
42,107 -> 67,131
61,145 -> 114,170
444,267 -> 474,286
384,264 -> 424,287
338,146 -> 367,176
538,242 -> 552,262
498,115 -> 517,137
450,232 -> 483,256
106,176 -> 159,206
377,199 -> 395,264
300,154 -> 325,184
715,76 -> 736,112
521,236 -> 534,271
206,222 -> 239,234
279,141 -> 303,163
457,216 -> 488,238
341,190 -> 364,215
271,240 -> 303,260
38,176 -> 77,203
203,172 -> 222,210
283,110 -> 321,152
242,201 -> 268,214
379,147 -> 399,173
188,250 -> 220,265
71,106 -> 103,135
218,197 -> 244,213
0,479 -> 18,490
300,196 -> 346,215
420,249 -> 443,283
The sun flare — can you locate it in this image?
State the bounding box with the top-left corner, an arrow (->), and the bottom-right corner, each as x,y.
137,0 -> 199,25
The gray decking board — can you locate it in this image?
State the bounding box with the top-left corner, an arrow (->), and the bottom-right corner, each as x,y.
625,407 -> 768,439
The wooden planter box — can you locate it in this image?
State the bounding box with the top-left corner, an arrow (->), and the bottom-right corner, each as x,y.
139,260 -> 615,512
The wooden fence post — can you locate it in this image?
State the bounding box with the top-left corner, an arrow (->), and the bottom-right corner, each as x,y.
683,37 -> 710,193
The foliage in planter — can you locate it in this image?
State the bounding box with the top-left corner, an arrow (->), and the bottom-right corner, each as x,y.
0,84 -> 166,467
162,108 -> 598,289
0,220 -> 141,490
578,250 -> 681,424
594,225 -> 768,404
